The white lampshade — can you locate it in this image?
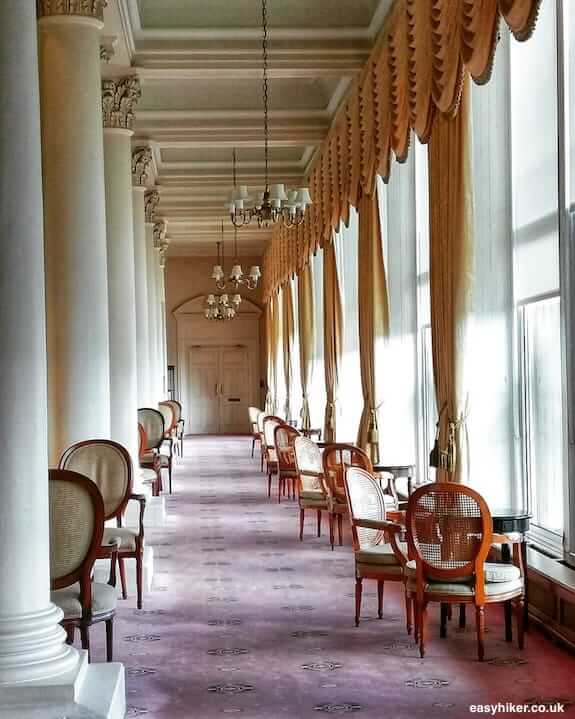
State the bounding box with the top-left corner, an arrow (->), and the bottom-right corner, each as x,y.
230,264 -> 243,281
285,189 -> 298,206
232,294 -> 242,306
211,265 -> 223,280
234,199 -> 245,211
269,183 -> 288,202
232,185 -> 250,202
249,265 -> 261,279
225,201 -> 235,213
220,294 -> 229,305
207,293 -> 216,305
296,187 -> 312,206
271,198 -> 281,209
204,308 -> 210,319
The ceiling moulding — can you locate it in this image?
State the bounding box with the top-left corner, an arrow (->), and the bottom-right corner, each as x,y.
117,0 -> 137,60
135,61 -> 365,80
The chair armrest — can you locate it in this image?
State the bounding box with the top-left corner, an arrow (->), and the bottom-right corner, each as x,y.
355,518 -> 403,533
96,537 -> 120,587
492,532 -> 522,544
128,493 -> 147,541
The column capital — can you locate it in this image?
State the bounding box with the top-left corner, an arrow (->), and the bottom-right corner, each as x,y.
102,76 -> 141,131
132,146 -> 153,187
153,220 -> 168,249
38,0 -> 107,22
145,189 -> 160,224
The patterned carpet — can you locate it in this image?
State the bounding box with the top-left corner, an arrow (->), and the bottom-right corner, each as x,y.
88,435 -> 575,718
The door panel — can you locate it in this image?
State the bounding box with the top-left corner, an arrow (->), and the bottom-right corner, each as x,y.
187,347 -> 220,433
220,346 -> 250,434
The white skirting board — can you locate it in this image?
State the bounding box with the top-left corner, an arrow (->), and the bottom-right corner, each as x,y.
1,651 -> 125,719
94,545 -> 154,598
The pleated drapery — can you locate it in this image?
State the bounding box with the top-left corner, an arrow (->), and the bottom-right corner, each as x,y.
297,263 -> 315,431
357,188 -> 390,464
261,0 -> 542,301
322,239 -> 343,442
428,77 -> 474,482
282,280 -> 295,421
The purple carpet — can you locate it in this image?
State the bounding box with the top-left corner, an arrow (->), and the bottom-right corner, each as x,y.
88,435 -> 575,718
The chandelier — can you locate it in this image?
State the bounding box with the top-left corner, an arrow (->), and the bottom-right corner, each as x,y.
212,221 -> 261,290
204,293 -> 241,321
227,0 -> 312,229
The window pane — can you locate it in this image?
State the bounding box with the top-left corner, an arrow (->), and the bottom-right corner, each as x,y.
523,297 -> 563,535
290,276 -> 302,423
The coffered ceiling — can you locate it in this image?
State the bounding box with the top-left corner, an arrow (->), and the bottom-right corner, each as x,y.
103,0 -> 395,257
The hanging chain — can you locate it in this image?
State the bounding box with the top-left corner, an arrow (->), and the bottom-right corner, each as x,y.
234,224 -> 239,262
261,0 -> 270,190
232,148 -> 238,188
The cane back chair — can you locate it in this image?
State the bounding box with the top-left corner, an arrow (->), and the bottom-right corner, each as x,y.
159,400 -> 178,466
262,415 -> 285,497
274,424 -> 300,502
59,440 -> 147,610
248,406 -> 263,458
405,482 -> 525,661
138,422 -> 161,496
343,466 -> 411,630
139,407 -> 171,493
256,411 -> 266,470
49,469 -> 119,661
293,436 -> 329,541
164,399 -> 184,458
322,444 -> 373,550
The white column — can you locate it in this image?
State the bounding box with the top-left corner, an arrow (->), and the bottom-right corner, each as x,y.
0,0 -> 78,687
145,191 -> 161,406
132,148 -> 153,407
102,76 -> 140,466
39,2 -> 110,464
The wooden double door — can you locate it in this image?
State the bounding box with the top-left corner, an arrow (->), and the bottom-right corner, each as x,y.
187,344 -> 251,434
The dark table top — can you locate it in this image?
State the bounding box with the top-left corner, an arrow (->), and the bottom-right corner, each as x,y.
491,508 -> 532,520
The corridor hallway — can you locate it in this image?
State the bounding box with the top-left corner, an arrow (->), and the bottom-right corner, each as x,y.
96,437 -> 575,718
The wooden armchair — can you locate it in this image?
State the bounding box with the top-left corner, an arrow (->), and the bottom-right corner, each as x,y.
343,466 -> 411,630
165,399 -> 184,458
262,415 -> 284,497
49,469 -> 119,662
248,406 -> 263,458
159,401 -> 178,464
322,444 -> 373,550
274,423 -> 300,503
138,422 -> 161,496
405,483 -> 525,661
138,407 -> 172,494
293,436 -> 329,542
256,411 -> 266,470
59,439 -> 147,610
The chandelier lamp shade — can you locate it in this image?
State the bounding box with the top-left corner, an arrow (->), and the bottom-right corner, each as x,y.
204,292 -> 242,321
227,0 -> 312,229
212,222 -> 261,291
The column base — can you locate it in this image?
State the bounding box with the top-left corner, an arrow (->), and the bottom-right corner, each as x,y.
94,546 -> 154,598
0,651 -> 125,719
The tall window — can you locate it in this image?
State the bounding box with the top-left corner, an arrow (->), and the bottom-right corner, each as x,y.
274,288 -> 287,418
334,209 -> 363,442
309,249 -> 326,430
511,0 -> 564,545
289,275 -> 302,423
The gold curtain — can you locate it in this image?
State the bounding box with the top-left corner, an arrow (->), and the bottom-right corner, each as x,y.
428,77 -> 474,482
270,291 -> 282,416
297,262 -> 315,431
264,299 -> 275,414
357,187 -> 390,464
282,280 -> 295,421
261,0 -> 541,301
259,310 -> 268,410
322,239 -> 343,442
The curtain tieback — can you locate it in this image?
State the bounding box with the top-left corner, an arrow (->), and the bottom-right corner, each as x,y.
326,400 -> 337,431
300,396 -> 311,431
367,407 -> 379,446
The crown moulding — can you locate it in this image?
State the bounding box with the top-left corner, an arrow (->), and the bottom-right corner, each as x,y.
38,0 -> 107,22
102,76 -> 141,130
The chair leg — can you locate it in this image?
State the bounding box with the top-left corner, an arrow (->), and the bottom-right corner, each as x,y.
251,438 -> 255,457
337,514 -> 343,546
118,558 -> 128,600
299,508 -> 305,541
419,602 -> 428,658
180,436 -> 184,457
268,471 -> 272,497
515,596 -> 525,650
329,514 -> 335,551
355,577 -> 363,627
136,552 -> 143,610
413,600 -> 419,642
168,457 -> 173,494
317,509 -> 322,537
377,580 -> 384,619
105,619 -> 114,662
405,593 -> 413,635
475,604 -> 485,661
65,624 -> 75,645
80,625 -> 90,662
459,603 -> 466,629
260,451 -> 264,472
504,600 -> 513,642
440,603 -> 448,638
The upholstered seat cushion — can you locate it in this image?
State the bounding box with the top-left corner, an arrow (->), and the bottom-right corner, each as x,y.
300,490 -> 324,501
51,581 -> 116,620
141,451 -> 156,464
103,527 -> 139,552
356,542 -> 408,566
405,560 -> 523,598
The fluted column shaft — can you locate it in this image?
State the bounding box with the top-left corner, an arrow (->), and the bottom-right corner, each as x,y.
146,221 -> 161,405
0,0 -> 77,685
102,76 -> 140,464
39,10 -> 110,463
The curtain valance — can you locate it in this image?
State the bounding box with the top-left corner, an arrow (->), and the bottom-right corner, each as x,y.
261,0 -> 541,302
